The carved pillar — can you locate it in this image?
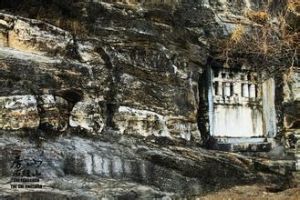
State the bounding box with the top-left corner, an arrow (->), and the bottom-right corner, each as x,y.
242,83 -> 249,97
218,82 -> 223,96
249,84 -> 256,98
224,82 -> 231,97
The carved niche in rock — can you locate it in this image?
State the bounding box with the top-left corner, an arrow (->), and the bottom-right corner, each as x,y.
207,66 -> 276,138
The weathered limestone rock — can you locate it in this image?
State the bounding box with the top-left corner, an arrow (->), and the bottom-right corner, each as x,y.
108,43 -> 202,140
282,69 -> 300,172
0,1 -> 206,141
283,70 -> 300,130
38,95 -> 69,131
113,106 -> 200,141
69,100 -> 105,133
0,95 -> 39,130
0,135 -> 292,199
0,0 -> 296,143
166,116 -> 200,141
113,106 -> 169,137
0,13 -> 73,56
0,0 -> 298,198
76,40 -> 106,64
0,94 -> 70,131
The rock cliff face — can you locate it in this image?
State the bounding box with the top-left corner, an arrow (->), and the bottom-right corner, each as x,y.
0,0 -> 299,199
0,9 -> 202,141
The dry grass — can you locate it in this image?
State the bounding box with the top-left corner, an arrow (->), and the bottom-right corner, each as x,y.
230,24 -> 245,44
211,1 -> 299,77
246,10 -> 269,24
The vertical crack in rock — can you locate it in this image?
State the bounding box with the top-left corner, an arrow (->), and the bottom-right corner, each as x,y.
275,74 -> 285,136
66,34 -> 82,61
95,46 -> 120,130
197,65 -> 210,145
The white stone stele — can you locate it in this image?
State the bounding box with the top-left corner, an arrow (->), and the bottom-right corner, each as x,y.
208,67 -> 276,138
212,105 -> 264,137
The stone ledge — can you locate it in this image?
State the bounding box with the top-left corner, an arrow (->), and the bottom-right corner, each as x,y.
209,137 -> 274,152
